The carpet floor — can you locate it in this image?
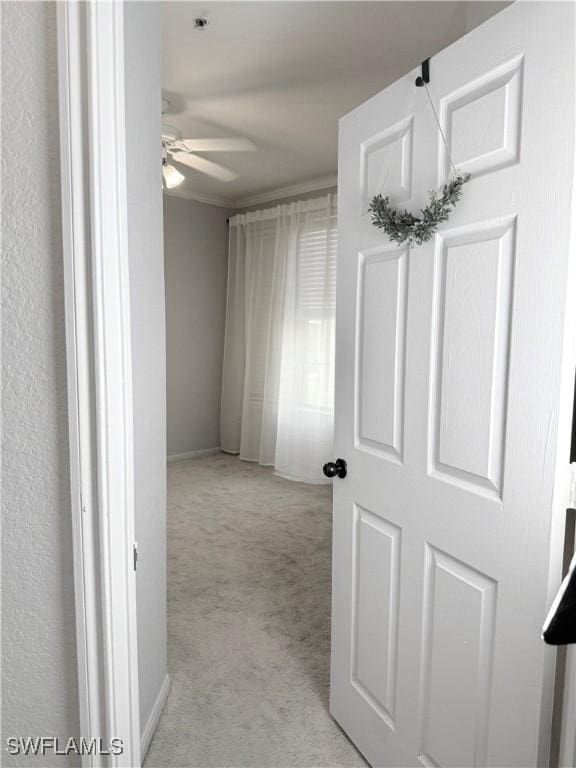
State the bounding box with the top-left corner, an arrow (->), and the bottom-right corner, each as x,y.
144,452 -> 366,768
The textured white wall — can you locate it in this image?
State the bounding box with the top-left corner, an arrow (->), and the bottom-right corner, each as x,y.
1,2 -> 80,764
124,1 -> 168,740
164,196 -> 229,457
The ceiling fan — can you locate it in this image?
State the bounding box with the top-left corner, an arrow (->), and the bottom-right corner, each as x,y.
161,123 -> 257,190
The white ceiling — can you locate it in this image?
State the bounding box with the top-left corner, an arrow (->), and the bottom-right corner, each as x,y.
162,1 -> 508,206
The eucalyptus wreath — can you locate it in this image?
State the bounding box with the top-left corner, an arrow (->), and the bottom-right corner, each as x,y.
369,173 -> 470,248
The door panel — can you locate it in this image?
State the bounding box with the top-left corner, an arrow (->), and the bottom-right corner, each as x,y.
430,216 -> 516,497
352,505 -> 401,729
361,116 -> 414,208
418,547 -> 497,768
331,4 -> 575,767
356,246 -> 408,461
440,55 -> 523,180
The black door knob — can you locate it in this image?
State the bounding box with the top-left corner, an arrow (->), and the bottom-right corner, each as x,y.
323,458 -> 347,479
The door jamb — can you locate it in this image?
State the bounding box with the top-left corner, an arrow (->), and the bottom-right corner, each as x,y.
55,1 -> 576,766
57,2 -> 140,765
556,112 -> 576,765
554,89 -> 576,767
559,645 -> 576,766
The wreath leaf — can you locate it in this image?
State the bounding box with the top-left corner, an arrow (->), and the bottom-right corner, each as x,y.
369,173 -> 470,247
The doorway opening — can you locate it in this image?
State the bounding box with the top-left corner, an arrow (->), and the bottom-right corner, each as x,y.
138,4 -> 510,766
59,2 -> 576,766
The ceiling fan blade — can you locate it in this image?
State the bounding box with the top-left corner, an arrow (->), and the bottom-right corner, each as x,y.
170,151 -> 239,182
179,138 -> 257,153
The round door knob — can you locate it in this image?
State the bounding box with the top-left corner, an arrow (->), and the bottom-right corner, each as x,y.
323,458 -> 347,479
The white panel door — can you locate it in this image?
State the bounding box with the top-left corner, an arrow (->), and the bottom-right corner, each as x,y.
330,4 -> 575,767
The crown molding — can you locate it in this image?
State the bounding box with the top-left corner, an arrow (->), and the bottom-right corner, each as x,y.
163,188 -> 237,209
163,172 -> 339,211
235,173 -> 338,209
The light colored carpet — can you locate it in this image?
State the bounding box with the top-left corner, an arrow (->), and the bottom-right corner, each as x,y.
144,452 -> 366,768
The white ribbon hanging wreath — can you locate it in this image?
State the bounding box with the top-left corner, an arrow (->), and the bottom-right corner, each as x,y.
369,73 -> 470,248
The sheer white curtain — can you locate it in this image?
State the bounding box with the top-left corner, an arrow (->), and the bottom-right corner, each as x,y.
220,194 -> 337,483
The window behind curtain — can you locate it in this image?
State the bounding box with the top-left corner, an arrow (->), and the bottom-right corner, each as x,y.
221,194 -> 338,483
296,214 -> 337,412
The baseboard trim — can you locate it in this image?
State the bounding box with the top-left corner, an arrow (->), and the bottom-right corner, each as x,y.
167,447 -> 221,464
141,673 -> 171,759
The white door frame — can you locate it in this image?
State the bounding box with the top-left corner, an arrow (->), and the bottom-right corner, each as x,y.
56,2 -> 576,767
57,1 -> 140,766
559,645 -> 576,766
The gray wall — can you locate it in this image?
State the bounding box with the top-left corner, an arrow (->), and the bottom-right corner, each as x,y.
164,196 -> 229,457
1,2 -> 80,764
124,1 -> 168,741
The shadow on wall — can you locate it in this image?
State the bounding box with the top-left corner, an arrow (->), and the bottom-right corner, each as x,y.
163,195 -> 230,459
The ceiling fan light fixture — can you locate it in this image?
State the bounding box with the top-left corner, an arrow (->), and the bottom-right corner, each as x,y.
162,162 -> 185,189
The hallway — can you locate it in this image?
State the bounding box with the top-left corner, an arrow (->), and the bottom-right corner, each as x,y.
145,452 -> 366,767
